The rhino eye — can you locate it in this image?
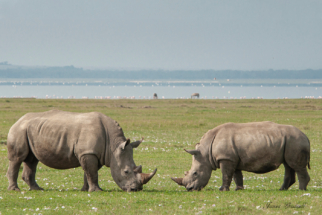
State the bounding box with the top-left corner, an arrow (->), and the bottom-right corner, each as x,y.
193,172 -> 197,176
124,170 -> 129,174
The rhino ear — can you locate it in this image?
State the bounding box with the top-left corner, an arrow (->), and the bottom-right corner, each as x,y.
133,165 -> 142,173
130,137 -> 144,148
120,139 -> 131,150
184,148 -> 201,156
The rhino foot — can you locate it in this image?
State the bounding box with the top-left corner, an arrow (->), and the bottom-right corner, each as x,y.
81,186 -> 89,191
219,186 -> 230,191
29,186 -> 44,191
235,186 -> 244,191
8,185 -> 20,191
89,186 -> 103,192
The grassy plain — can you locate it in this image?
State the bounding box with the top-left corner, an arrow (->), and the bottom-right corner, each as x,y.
0,98 -> 321,214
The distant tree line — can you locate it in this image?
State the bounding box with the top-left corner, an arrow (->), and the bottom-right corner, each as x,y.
0,66 -> 321,79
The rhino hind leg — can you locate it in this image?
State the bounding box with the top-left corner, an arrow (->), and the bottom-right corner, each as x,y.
219,160 -> 236,191
81,172 -> 89,191
280,162 -> 296,190
296,168 -> 310,190
233,170 -> 244,191
7,160 -> 23,191
22,154 -> 43,191
80,154 -> 103,192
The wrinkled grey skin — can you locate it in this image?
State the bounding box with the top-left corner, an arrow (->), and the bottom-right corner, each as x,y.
172,122 -> 311,191
7,110 -> 157,192
191,93 -> 199,99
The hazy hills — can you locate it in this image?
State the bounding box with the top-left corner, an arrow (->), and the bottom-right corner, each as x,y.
0,63 -> 321,80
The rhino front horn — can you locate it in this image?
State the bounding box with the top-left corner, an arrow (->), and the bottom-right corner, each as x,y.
140,168 -> 157,184
171,177 -> 184,186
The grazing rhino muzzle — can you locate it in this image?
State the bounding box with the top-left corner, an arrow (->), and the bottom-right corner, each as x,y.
171,122 -> 311,191
6,110 -> 157,192
171,147 -> 212,191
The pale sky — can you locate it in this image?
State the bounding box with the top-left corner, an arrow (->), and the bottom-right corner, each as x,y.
0,0 -> 321,70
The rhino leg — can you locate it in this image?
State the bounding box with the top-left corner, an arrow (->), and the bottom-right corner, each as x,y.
7,160 -> 22,191
280,162 -> 296,190
80,154 -> 103,192
219,160 -> 236,191
81,165 -> 102,191
233,170 -> 244,191
21,154 -> 43,191
81,172 -> 89,191
296,168 -> 310,190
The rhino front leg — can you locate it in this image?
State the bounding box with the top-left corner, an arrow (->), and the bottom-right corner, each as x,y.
233,170 -> 244,191
80,154 -> 103,192
7,160 -> 22,191
219,160 -> 236,191
280,162 -> 295,190
22,158 -> 44,191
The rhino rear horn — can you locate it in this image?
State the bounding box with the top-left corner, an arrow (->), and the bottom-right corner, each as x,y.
184,148 -> 201,156
134,165 -> 142,173
130,137 -> 144,148
171,177 -> 184,186
140,168 -> 157,184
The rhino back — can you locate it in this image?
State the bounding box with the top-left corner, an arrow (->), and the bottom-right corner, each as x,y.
210,122 -> 308,173
22,110 -> 108,169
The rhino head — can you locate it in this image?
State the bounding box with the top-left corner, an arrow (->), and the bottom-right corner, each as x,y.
171,143 -> 212,191
110,138 -> 157,192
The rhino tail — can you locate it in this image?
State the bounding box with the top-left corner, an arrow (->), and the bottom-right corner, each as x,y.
307,137 -> 311,170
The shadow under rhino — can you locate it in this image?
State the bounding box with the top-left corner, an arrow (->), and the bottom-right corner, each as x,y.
6,110 -> 157,192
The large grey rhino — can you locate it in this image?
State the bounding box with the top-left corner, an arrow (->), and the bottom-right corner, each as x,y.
7,110 -> 157,192
171,122 -> 310,191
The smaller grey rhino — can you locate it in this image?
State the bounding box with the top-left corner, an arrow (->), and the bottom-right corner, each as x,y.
171,122 -> 310,191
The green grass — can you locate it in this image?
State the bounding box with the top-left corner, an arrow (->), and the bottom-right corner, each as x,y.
0,98 -> 321,214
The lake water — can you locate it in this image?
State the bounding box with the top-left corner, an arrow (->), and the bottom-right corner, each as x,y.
1,85 -> 322,99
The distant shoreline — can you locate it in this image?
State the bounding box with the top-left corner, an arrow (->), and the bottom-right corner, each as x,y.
0,64 -> 322,80
1,79 -> 322,87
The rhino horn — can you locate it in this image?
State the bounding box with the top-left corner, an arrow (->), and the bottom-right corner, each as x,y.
184,148 -> 201,156
171,177 -> 184,186
130,137 -> 144,148
133,165 -> 142,173
140,168 -> 157,184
